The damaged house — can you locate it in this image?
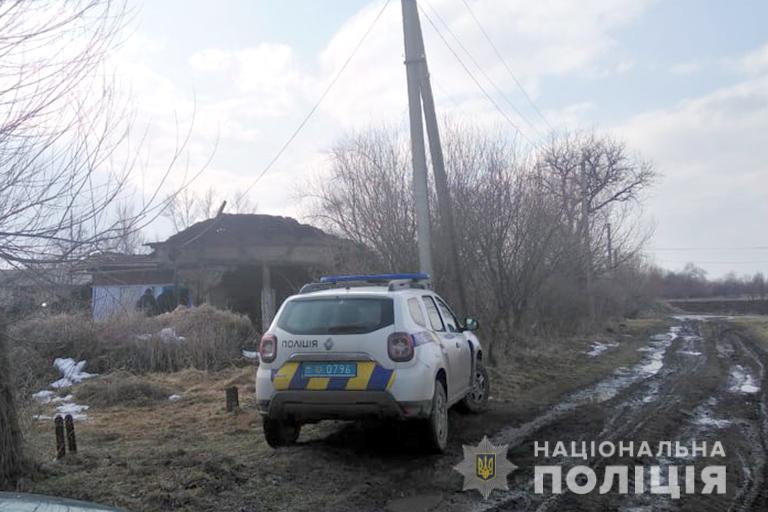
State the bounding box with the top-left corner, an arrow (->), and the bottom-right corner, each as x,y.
85,214 -> 368,329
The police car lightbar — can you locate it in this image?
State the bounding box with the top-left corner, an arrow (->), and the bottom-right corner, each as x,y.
319,273 -> 430,283
299,273 -> 432,294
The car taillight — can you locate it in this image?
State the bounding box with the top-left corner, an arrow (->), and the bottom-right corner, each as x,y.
388,332 -> 414,362
260,333 -> 277,363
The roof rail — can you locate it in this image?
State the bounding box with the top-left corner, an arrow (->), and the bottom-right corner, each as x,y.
299,273 -> 432,294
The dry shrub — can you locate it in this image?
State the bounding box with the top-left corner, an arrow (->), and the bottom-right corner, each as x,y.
76,372 -> 171,407
8,305 -> 256,393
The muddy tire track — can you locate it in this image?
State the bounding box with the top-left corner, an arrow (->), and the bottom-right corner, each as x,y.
458,319 -> 768,512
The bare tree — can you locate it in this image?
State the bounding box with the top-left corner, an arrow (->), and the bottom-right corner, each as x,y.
0,0 -> 205,485
310,126 -> 564,361
163,186 -> 258,232
536,131 -> 656,325
538,131 -> 656,276
109,202 -> 147,254
0,318 -> 22,488
308,129 -> 418,272
308,125 -> 658,359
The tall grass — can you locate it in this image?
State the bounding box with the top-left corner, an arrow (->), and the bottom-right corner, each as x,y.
8,305 -> 256,395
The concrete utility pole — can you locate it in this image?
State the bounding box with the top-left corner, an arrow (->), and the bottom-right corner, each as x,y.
606,222 -> 614,269
401,0 -> 432,277
581,161 -> 595,321
401,0 -> 467,313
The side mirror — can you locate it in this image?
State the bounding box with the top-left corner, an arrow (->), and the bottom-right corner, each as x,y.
463,317 -> 479,332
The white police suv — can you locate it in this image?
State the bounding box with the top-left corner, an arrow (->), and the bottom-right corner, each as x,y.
256,273 -> 489,452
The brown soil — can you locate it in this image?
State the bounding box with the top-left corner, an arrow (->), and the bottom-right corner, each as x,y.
26,318 -> 766,512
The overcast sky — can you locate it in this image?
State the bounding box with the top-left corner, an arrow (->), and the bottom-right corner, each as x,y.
117,0 -> 768,279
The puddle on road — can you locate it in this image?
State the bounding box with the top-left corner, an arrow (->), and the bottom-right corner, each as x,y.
692,398 -> 733,430
677,333 -> 703,357
473,326 -> 685,510
672,314 -> 734,322
728,365 -> 760,394
492,326 -> 681,449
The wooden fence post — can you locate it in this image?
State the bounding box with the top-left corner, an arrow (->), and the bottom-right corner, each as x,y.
225,386 -> 239,412
64,415 -> 77,454
54,416 -> 66,459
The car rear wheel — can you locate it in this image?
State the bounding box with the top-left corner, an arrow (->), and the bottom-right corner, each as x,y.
263,418 -> 300,448
422,380 -> 448,453
457,364 -> 489,413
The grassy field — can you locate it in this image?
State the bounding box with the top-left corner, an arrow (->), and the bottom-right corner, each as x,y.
725,315 -> 768,347
18,317 -> 673,511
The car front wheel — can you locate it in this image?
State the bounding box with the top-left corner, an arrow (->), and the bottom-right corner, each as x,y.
457,364 -> 489,413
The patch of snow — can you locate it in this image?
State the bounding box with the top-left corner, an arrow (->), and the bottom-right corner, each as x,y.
242,350 -> 260,361
729,365 -> 760,394
640,353 -> 665,375
586,341 -> 618,357
168,394 -> 181,401
56,402 -> 89,416
695,416 -> 732,429
135,328 -> 186,343
34,396 -> 89,421
32,390 -> 54,403
50,358 -> 97,388
677,350 -> 703,356
159,327 -> 185,343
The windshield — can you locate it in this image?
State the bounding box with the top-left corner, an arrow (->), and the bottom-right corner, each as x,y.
277,297 -> 394,335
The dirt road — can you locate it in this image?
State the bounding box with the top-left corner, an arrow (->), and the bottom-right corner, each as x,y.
274,318 -> 768,511
25,318 -> 768,511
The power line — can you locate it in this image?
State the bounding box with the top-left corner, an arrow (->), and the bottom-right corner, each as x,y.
650,246 -> 768,251
241,0 -> 392,197
418,6 -> 537,149
421,0 -> 543,140
657,260 -> 768,265
458,0 -> 555,133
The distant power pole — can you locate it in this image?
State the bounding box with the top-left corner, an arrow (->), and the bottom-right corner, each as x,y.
401,0 -> 467,313
606,222 -> 614,269
581,161 -> 594,321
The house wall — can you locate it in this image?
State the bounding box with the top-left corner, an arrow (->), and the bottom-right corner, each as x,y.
92,283 -> 172,320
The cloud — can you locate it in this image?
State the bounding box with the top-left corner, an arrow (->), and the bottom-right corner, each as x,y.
316,0 -> 654,130
739,42 -> 768,75
669,60 -> 703,75
617,59 -> 768,276
109,0 -> 659,232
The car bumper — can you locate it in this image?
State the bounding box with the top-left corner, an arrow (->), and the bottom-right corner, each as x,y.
258,390 -> 432,421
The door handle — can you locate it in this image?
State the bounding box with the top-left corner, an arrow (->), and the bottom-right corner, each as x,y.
455,342 -> 460,348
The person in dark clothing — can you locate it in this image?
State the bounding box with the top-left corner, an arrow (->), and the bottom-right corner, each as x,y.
156,286 -> 176,314
136,288 -> 158,316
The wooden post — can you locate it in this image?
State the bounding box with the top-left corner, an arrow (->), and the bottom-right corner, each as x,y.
225,386 -> 239,412
54,416 -> 66,459
261,265 -> 276,331
64,415 -> 77,454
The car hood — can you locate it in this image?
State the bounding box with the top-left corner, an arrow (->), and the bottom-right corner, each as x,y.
0,492 -> 125,511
